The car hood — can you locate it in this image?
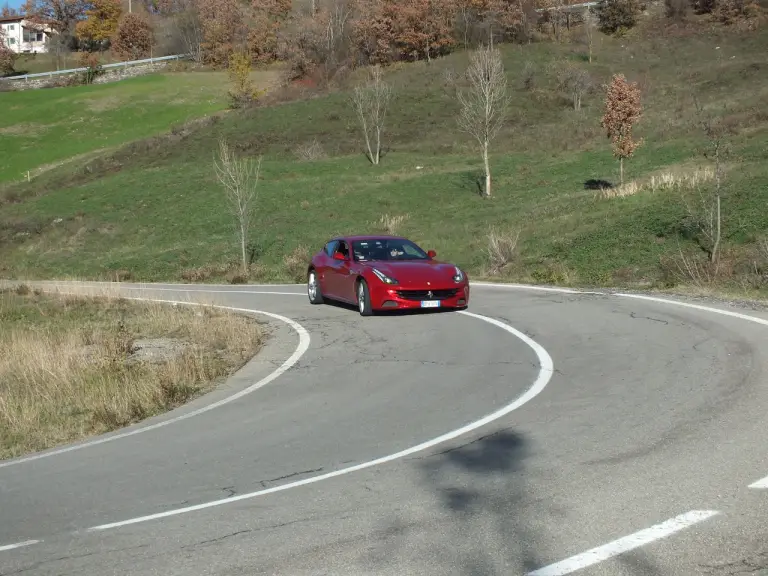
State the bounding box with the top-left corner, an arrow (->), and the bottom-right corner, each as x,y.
365,260 -> 459,286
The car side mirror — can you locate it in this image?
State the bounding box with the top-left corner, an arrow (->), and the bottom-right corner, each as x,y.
333,252 -> 346,261
427,250 -> 437,258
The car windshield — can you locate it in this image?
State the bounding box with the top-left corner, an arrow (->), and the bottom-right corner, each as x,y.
352,239 -> 429,262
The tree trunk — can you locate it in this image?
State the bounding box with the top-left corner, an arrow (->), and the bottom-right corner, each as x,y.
483,140 -> 491,197
711,193 -> 721,264
620,157 -> 624,185
240,221 -> 247,275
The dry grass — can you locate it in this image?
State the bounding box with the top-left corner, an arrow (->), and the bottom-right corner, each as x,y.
375,213 -> 410,235
597,166 -> 716,199
283,245 -> 311,282
486,228 -> 521,275
0,287 -> 265,460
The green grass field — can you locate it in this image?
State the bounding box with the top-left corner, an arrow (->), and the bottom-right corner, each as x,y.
0,11 -> 766,297
0,68 -> 281,184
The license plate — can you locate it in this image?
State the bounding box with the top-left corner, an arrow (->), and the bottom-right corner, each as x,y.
420,300 -> 440,308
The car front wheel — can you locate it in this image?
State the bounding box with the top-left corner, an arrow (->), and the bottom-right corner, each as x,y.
308,269 -> 324,304
357,279 -> 373,316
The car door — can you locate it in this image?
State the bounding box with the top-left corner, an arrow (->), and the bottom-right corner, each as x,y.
337,240 -> 360,302
314,240 -> 336,297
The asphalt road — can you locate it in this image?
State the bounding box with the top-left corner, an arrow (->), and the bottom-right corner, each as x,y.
1,280 -> 767,576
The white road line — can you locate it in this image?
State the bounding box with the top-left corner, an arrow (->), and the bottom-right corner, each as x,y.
0,540 -> 41,553
87,309 -> 555,531
527,510 -> 721,576
748,475 -> 768,489
0,296 -> 311,469
51,285 -> 305,296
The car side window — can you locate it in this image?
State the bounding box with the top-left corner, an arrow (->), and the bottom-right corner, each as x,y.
324,240 -> 338,256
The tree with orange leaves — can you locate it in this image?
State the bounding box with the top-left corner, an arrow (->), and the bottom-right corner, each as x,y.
600,73 -> 643,185
248,0 -> 292,64
76,0 -> 123,51
393,0 -> 457,62
111,11 -> 153,60
197,0 -> 247,67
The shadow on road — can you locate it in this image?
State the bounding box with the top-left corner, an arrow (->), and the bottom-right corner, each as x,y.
419,429 -> 547,575
360,428 -> 552,575
319,297 -> 461,317
360,427 -> 665,575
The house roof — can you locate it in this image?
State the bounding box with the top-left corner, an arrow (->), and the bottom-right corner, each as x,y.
0,15 -> 25,24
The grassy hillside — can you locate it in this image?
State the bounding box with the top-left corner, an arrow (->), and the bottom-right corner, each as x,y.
0,15 -> 766,297
0,68 -> 281,184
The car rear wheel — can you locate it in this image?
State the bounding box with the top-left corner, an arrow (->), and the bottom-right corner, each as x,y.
307,269 -> 324,304
357,279 -> 373,316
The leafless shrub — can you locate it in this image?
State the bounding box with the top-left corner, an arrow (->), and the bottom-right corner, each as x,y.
486,228 -> 521,275
294,138 -> 326,161
521,61 -> 537,91
352,65 -> 393,165
213,138 -> 262,276
556,61 -> 595,111
376,213 -> 409,235
457,43 -> 510,198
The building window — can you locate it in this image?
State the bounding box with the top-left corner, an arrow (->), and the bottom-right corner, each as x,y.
23,29 -> 44,43
9,24 -> 15,30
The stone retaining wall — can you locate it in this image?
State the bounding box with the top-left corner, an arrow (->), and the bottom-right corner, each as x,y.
1,61 -> 176,91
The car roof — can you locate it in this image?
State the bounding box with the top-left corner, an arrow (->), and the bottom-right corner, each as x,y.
331,234 -> 408,242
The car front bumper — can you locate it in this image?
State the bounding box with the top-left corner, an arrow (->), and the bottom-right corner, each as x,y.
371,283 -> 470,311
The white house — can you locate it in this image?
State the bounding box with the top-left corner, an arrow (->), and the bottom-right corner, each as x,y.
1,15 -> 53,54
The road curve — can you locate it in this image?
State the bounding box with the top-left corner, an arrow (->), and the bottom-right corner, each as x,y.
1,280 -> 767,576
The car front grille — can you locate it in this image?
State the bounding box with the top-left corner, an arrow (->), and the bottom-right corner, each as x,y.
395,288 -> 458,301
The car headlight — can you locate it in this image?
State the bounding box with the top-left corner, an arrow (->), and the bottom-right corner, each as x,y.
453,267 -> 464,283
372,268 -> 398,285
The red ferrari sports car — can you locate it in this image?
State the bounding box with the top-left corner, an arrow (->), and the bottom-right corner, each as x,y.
306,235 -> 470,316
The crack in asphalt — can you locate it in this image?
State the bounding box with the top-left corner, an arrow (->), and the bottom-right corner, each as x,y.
628,311 -> 670,325
182,529 -> 252,549
221,486 -> 237,498
258,467 -> 324,489
0,544 -> 150,575
700,552 -> 768,575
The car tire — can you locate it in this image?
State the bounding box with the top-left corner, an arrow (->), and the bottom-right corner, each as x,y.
307,269 -> 324,305
357,278 -> 373,316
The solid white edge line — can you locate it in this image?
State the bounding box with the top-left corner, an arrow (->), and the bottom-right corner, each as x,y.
86,309 -> 555,531
0,294 -> 311,470
0,539 -> 41,553
526,510 -> 721,576
748,476 -> 768,489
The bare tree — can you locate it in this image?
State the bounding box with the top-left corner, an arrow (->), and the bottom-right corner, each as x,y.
352,65 -> 393,165
688,96 -> 730,264
213,138 -> 262,275
583,6 -> 595,63
173,5 -> 203,63
457,42 -> 509,198
557,61 -> 594,110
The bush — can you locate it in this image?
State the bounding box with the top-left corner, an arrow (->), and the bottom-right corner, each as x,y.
595,0 -> 643,33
